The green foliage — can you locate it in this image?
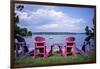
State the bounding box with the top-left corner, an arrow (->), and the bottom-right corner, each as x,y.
85,26 -> 90,35
85,18 -> 95,37
28,31 -> 32,36
16,5 -> 24,11
85,26 -> 94,37
15,24 -> 20,34
14,5 -> 32,36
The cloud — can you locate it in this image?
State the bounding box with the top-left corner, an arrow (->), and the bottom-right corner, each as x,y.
15,8 -> 86,33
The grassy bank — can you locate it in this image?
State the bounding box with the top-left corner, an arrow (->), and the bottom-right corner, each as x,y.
15,54 -> 95,66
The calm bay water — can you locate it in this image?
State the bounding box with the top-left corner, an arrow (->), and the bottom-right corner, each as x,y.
24,34 -> 87,49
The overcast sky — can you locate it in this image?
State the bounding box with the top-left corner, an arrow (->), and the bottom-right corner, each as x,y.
15,4 -> 95,33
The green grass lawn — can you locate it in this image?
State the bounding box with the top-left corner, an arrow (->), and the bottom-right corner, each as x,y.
15,54 -> 95,66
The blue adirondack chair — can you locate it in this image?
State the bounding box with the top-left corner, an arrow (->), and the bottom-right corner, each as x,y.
15,34 -> 34,59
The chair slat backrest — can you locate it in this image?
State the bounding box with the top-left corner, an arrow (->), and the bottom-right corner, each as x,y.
66,37 -> 75,46
34,36 -> 45,47
35,36 -> 45,41
66,37 -> 75,41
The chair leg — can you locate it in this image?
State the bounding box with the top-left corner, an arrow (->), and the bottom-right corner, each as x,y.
65,51 -> 67,58
72,52 -> 76,57
34,49 -> 36,59
72,47 -> 77,57
44,54 -> 46,59
44,49 -> 46,59
44,53 -> 47,64
63,49 -> 67,58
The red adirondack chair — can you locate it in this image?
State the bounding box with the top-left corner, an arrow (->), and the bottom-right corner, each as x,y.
34,36 -> 46,59
64,37 -> 77,58
34,36 -> 51,59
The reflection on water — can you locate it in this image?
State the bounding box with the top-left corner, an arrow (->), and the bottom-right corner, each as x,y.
24,34 -> 88,49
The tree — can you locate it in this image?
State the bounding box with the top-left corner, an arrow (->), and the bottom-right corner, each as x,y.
14,13 -> 19,24
28,31 -> 32,36
14,5 -> 32,36
85,26 -> 92,36
16,5 -> 24,11
85,26 -> 89,35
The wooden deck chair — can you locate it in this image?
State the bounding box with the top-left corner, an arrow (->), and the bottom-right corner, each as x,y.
64,37 -> 77,58
34,36 -> 51,59
15,35 -> 34,58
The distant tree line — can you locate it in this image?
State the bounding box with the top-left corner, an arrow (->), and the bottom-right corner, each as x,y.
14,5 -> 32,36
32,32 -> 85,35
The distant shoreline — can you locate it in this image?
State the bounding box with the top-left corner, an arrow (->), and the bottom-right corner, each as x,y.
32,32 -> 85,35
